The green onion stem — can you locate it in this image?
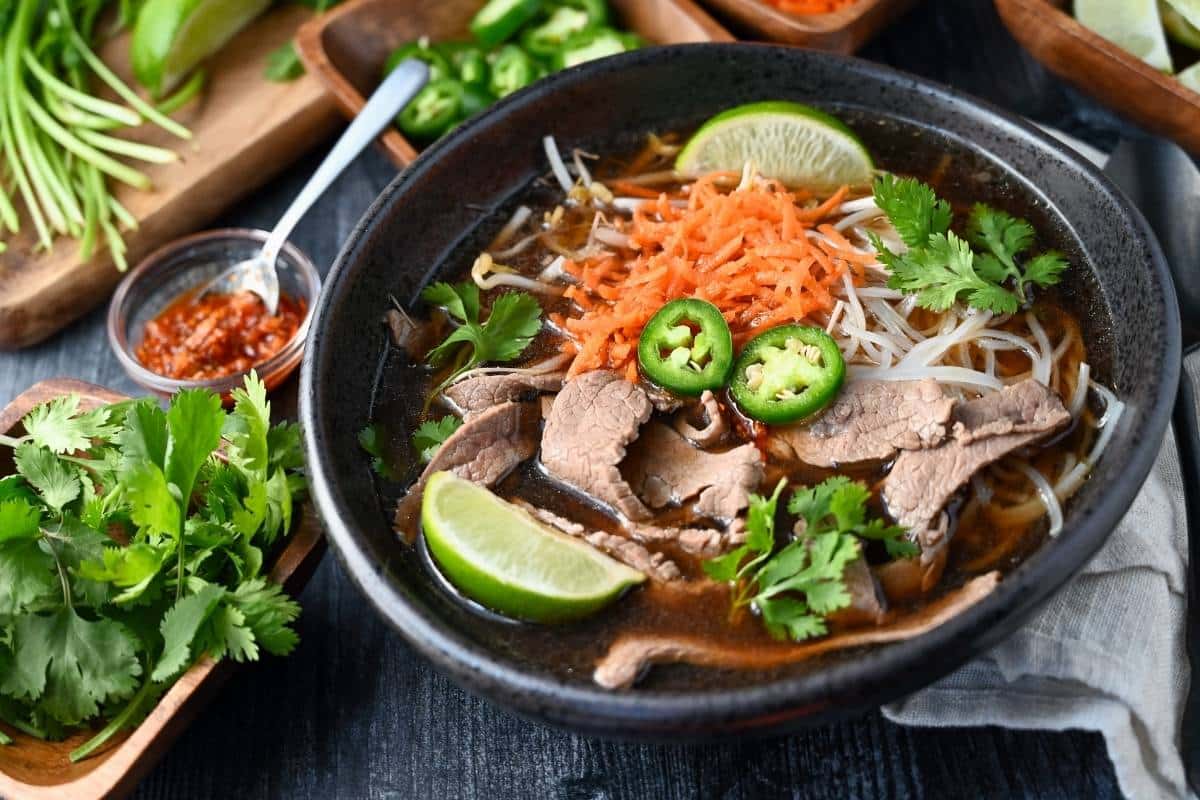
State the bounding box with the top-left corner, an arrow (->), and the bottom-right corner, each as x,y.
23,93 -> 151,189
22,49 -> 141,127
69,676 -> 156,762
108,194 -> 136,230
76,128 -> 177,165
156,69 -> 206,116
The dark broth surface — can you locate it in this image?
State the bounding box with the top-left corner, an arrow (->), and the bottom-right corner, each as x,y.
368,113 -> 1110,688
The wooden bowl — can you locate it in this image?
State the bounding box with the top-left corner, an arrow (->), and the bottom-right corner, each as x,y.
0,380 -> 326,800
996,0 -> 1200,156
696,0 -> 917,52
295,0 -> 733,168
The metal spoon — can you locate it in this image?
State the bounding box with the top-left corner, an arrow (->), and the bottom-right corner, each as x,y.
1104,136 -> 1200,794
196,59 -> 430,314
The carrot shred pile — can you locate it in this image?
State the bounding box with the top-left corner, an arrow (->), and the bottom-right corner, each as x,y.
762,0 -> 858,14
557,173 -> 872,379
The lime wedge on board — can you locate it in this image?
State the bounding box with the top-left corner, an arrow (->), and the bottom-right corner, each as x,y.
1074,0 -> 1173,72
421,472 -> 644,622
675,101 -> 874,190
132,0 -> 272,98
1163,0 -> 1200,48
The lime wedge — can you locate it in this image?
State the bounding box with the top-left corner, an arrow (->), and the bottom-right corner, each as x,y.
1163,0 -> 1200,48
1178,61 -> 1200,92
675,101 -> 874,190
1075,0 -> 1173,72
132,0 -> 272,98
421,472 -> 644,622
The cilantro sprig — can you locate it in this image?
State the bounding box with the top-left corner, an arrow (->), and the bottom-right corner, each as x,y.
411,417 -> 463,464
870,175 -> 1068,314
422,281 -> 542,396
0,374 -> 305,760
704,477 -> 916,642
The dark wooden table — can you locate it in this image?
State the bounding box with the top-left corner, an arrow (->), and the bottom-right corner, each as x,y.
0,1 -> 1147,797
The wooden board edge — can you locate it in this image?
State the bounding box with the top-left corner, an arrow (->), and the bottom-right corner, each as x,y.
0,380 -> 326,800
296,0 -> 735,170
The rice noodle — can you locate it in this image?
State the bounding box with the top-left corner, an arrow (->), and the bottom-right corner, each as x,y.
1069,363 -> 1091,419
855,286 -> 906,300
825,301 -> 845,334
849,365 -> 1004,391
593,226 -> 631,249
543,136 -> 574,193
833,205 -> 884,231
837,196 -> 878,214
1026,311 -> 1053,385
472,253 -> 564,295
1016,462 -> 1063,537
490,231 -> 542,260
490,205 -> 532,250
572,149 -> 594,186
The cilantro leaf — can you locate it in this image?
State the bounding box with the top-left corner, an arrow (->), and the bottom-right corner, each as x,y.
702,479 -> 785,584
230,578 -> 301,657
4,610 -> 141,727
967,203 -> 1034,275
0,499 -> 41,543
118,399 -> 167,471
76,543 -> 169,605
265,41 -> 305,82
411,417 -> 463,464
0,540 -> 57,616
1024,251 -> 1069,290
872,174 -> 952,248
163,390 -> 225,515
225,372 -> 271,479
152,584 -> 225,682
123,465 -> 180,539
884,231 -> 1019,314
14,443 -> 80,512
422,283 -> 542,388
194,604 -> 257,662
21,396 -> 119,455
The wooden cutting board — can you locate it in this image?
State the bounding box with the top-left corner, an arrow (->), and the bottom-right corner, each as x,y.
0,5 -> 341,350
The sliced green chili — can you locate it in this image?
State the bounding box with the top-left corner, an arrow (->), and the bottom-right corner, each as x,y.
637,299 -> 734,396
729,325 -> 845,425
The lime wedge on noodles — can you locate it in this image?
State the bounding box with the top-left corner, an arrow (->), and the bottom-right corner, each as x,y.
1162,0 -> 1200,48
421,472 -> 644,622
675,101 -> 874,190
132,0 -> 272,98
1074,0 -> 1173,72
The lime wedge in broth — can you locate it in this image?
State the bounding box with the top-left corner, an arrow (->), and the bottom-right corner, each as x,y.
421,471 -> 645,622
1075,0 -> 1173,72
132,0 -> 271,97
675,101 -> 874,190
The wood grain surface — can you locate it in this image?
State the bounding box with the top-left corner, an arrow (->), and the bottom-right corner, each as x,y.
0,381 -> 326,800
297,0 -> 733,169
0,1 -> 1152,797
995,0 -> 1200,158
0,5 -> 340,351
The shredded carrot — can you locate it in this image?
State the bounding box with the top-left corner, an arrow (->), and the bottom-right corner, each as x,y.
562,173 -> 864,378
609,181 -> 665,199
763,0 -> 857,15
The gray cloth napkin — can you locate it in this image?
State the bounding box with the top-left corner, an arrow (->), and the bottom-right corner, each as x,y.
883,353 -> 1197,800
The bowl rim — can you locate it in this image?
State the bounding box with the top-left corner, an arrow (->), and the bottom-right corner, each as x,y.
107,227 -> 321,395
300,43 -> 1181,735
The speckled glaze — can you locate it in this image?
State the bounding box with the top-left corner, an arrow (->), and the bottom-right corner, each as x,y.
300,44 -> 1180,739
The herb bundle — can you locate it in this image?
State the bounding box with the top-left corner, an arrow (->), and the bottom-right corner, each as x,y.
0,374 -> 305,761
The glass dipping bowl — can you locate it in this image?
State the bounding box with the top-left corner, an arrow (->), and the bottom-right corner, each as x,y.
107,229 -> 321,400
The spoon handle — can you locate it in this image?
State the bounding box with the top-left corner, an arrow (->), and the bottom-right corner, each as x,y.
261,59 -> 430,267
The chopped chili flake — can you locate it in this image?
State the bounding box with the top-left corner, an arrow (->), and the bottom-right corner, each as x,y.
135,289 -> 305,381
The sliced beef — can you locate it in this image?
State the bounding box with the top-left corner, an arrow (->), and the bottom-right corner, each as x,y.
828,557 -> 888,628
444,372 -> 564,418
593,571 -> 1000,689
517,502 -> 682,583
624,422 -> 763,522
885,380 -> 1070,532
393,401 -> 540,539
625,518 -> 746,558
769,379 -> 954,467
643,383 -> 684,414
673,390 -> 727,448
540,370 -> 654,521
883,379 -> 1070,590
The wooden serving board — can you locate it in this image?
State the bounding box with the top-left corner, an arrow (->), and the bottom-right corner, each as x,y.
296,0 -> 733,169
0,5 -> 341,351
0,379 -> 327,800
996,0 -> 1200,158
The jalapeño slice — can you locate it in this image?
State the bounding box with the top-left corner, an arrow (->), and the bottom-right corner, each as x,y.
637,299 -> 734,396
729,325 -> 844,424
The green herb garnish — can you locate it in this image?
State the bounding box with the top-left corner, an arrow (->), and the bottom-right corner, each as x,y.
0,374 -> 305,760
411,417 -> 463,463
704,477 -> 915,642
422,281 -> 542,394
870,175 -> 1068,313
265,0 -> 343,82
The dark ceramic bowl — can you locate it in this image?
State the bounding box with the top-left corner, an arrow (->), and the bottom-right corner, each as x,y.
300,44 -> 1180,737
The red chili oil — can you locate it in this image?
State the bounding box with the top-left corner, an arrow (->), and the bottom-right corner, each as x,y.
135,289 -> 305,381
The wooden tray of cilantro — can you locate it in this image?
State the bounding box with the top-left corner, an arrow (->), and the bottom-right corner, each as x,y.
0,377 -> 324,800
295,0 -> 732,169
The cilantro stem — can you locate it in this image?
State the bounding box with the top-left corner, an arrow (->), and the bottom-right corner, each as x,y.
0,711 -> 45,740
0,433 -> 24,448
0,729 -> 11,745
69,676 -> 155,762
